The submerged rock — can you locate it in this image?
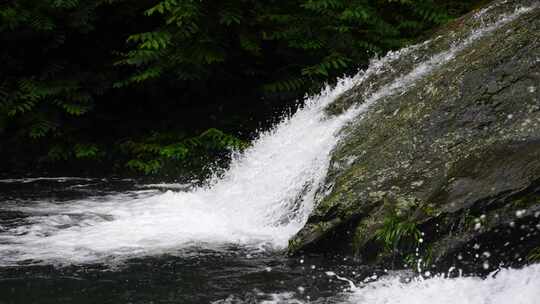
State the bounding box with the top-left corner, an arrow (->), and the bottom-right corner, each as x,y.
289,0 -> 540,272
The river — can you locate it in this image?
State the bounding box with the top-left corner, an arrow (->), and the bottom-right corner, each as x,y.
1,1 -> 539,303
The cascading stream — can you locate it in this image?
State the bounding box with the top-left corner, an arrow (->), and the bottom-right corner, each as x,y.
0,77 -> 363,266
0,2 -> 537,269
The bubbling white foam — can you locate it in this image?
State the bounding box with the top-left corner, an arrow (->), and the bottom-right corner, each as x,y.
0,77 -> 363,265
348,264 -> 540,304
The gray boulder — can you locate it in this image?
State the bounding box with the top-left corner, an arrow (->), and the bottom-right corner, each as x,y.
289,0 -> 540,272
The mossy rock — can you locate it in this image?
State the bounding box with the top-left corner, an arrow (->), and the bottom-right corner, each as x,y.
289,0 -> 540,272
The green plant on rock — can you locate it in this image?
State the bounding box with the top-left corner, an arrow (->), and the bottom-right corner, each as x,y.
375,212 -> 422,255
528,247 -> 540,263
403,245 -> 434,270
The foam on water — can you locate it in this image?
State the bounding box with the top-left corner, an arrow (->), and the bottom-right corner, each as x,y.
136,183 -> 192,190
0,77 -> 362,265
0,177 -> 97,183
347,264 -> 540,304
213,264 -> 540,303
0,2 -> 535,265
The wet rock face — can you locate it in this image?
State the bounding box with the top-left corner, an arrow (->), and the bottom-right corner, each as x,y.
290,0 -> 540,272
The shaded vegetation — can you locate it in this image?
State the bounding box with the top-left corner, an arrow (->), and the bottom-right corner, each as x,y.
0,0 -> 482,176
374,212 -> 422,259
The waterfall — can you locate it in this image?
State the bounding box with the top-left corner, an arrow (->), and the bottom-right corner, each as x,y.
0,2 -> 536,266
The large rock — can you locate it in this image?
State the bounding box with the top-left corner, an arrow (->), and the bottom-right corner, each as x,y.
289,0 -> 540,272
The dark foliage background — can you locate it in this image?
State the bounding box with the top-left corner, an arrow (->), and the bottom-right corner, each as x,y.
0,0 -> 484,177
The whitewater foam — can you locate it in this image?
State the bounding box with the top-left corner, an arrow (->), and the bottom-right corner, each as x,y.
212,264 -> 540,304
0,177 -> 97,183
0,78 -> 362,265
347,264 -> 540,304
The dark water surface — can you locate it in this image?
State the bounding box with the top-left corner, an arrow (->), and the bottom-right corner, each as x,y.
1,179 -> 540,304
0,178 -> 372,304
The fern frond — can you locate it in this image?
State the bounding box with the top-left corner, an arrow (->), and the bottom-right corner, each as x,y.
115,49 -> 161,66
263,77 -> 308,94
287,37 -> 325,50
145,0 -> 179,16
53,99 -> 92,116
29,14 -> 55,31
28,117 -> 57,138
219,9 -> 242,26
128,31 -> 172,50
7,100 -> 38,116
301,0 -> 345,12
239,34 -> 261,55
301,53 -> 350,77
74,143 -> 100,158
52,0 -> 80,9
339,6 -> 371,21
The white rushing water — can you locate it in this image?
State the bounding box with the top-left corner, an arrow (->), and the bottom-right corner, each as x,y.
227,263 -> 540,304
347,264 -> 540,304
0,2 -> 536,266
0,77 -> 363,265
